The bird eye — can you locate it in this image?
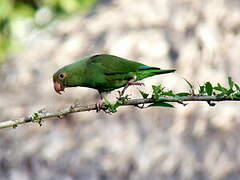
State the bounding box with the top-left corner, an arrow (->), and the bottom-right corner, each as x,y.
59,73 -> 65,79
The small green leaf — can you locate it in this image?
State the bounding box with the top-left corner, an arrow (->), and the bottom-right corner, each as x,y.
32,113 -> 39,119
234,92 -> 240,98
152,85 -> 164,99
104,101 -> 118,113
213,83 -> 227,92
213,83 -> 229,97
175,92 -> 190,96
152,85 -> 164,93
117,94 -> 131,102
161,90 -> 175,96
148,102 -> 174,108
226,89 -> 234,96
139,90 -> 149,99
235,83 -> 240,91
228,77 -> 234,90
184,78 -> 193,89
205,82 -> 213,95
199,85 -> 206,95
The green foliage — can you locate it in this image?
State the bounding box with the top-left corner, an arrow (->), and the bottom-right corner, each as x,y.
205,82 -> 213,95
184,78 -> 195,95
175,92 -> 190,96
0,0 -> 98,63
104,100 -> 118,113
139,90 -> 149,99
105,94 -> 131,113
228,77 -> 234,90
184,78 -> 194,90
152,85 -> 164,99
106,76 -> 240,113
148,102 -> 174,108
32,113 -> 44,126
196,77 -> 239,98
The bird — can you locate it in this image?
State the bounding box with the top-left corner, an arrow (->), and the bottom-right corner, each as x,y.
53,54 -> 175,111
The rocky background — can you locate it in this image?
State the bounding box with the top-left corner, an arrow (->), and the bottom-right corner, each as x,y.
1,0 -> 240,179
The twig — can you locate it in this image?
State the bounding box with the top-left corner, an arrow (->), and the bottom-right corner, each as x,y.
1,95 -> 240,129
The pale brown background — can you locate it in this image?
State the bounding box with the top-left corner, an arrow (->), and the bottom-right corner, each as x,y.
1,0 -> 240,179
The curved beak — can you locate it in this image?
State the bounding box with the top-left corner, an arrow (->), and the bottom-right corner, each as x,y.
54,81 -> 65,94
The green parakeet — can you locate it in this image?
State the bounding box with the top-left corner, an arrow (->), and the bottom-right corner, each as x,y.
53,54 -> 175,111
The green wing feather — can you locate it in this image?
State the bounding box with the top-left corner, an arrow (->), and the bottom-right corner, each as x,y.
87,54 -> 144,74
84,54 -> 175,92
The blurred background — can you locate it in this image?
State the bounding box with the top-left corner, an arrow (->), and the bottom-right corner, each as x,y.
1,0 -> 240,179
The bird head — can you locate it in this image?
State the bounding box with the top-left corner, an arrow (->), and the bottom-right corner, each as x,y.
53,61 -> 85,94
53,70 -> 67,94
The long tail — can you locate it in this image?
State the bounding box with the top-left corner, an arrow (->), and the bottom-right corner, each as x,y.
137,66 -> 175,80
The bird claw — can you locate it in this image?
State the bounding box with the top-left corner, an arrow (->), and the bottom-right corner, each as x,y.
118,90 -> 124,97
128,82 -> 145,86
119,82 -> 145,97
95,99 -> 104,112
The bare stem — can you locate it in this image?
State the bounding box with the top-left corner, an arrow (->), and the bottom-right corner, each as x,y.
1,95 -> 239,129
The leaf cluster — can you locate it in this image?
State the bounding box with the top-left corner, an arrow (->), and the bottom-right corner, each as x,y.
198,77 -> 240,98
105,77 -> 240,112
104,95 -> 131,113
139,85 -> 190,108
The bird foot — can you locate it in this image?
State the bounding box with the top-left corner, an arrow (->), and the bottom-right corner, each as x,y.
119,82 -> 145,97
128,81 -> 145,87
95,99 -> 104,112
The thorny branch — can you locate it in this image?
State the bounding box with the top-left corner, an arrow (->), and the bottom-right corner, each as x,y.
1,77 -> 240,129
1,95 -> 240,129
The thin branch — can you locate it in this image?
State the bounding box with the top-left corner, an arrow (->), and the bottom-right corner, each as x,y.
1,95 -> 240,129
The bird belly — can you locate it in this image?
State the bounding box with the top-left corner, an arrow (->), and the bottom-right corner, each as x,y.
85,71 -> 135,92
98,73 -> 135,92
